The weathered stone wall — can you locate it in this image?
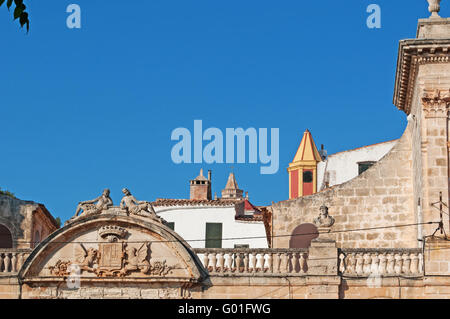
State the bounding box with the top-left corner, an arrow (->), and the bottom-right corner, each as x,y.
272,122 -> 416,249
0,195 -> 58,249
21,282 -> 193,299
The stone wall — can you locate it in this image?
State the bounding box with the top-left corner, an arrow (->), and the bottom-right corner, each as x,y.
0,195 -> 58,249
272,122 -> 416,249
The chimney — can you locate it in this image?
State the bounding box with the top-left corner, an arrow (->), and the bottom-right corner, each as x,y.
208,170 -> 212,181
189,168 -> 212,200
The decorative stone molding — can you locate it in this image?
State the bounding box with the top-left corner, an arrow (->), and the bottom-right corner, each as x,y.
394,40 -> 450,114
98,225 -> 127,242
421,88 -> 450,118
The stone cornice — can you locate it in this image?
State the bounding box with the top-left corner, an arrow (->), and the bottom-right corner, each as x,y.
393,39 -> 450,115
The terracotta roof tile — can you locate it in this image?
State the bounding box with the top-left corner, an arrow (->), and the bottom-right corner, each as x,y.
235,214 -> 264,221
152,198 -> 241,207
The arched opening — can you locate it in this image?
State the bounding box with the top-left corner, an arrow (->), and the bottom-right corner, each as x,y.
0,224 -> 13,248
289,223 -> 318,249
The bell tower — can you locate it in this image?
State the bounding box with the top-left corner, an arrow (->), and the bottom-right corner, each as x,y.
287,130 -> 322,199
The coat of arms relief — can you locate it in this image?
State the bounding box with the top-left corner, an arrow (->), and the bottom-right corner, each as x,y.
49,225 -> 176,278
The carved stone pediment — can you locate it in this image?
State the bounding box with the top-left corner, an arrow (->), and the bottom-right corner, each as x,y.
21,214 -> 206,284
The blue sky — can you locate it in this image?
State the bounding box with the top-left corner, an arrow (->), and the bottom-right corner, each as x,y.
0,1 -> 443,222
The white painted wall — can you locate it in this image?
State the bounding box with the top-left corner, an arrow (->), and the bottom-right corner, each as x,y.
155,206 -> 268,248
317,140 -> 397,189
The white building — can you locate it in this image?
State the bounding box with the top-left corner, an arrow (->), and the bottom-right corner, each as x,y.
317,140 -> 397,190
153,170 -> 269,248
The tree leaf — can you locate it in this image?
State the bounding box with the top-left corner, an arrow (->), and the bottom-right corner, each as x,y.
6,0 -> 12,10
14,3 -> 25,20
19,11 -> 27,27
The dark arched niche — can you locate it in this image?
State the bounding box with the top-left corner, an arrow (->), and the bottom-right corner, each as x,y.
0,224 -> 13,248
289,223 -> 318,248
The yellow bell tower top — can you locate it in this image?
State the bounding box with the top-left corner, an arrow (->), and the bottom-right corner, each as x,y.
287,130 -> 322,199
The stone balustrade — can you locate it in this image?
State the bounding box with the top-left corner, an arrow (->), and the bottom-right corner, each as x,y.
193,248 -> 309,275
0,249 -> 31,274
338,249 -> 424,277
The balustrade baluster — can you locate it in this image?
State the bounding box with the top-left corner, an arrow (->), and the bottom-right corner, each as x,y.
264,253 -> 273,273
290,252 -> 298,273
371,253 -> 380,275
202,253 -> 209,270
224,253 -> 232,273
248,253 -> 254,273
210,253 -> 217,273
356,254 -> 364,275
285,253 -> 291,273
217,253 -> 224,273
394,254 -> 403,275
11,253 -> 17,272
243,253 -> 249,273
235,253 -> 242,273
386,253 -> 395,274
255,253 -> 263,272
348,253 -> 356,274
378,253 -> 387,275
402,253 -> 411,274
363,253 -> 372,275
17,253 -> 25,271
274,253 -> 281,274
300,252 -> 307,274
339,253 -> 346,273
0,253 -> 4,272
410,253 -> 419,274
4,253 -> 10,273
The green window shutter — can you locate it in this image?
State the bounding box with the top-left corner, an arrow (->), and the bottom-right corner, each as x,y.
358,162 -> 375,175
205,223 -> 222,248
166,222 -> 175,231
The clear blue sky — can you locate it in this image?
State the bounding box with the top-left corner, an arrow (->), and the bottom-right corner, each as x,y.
0,1 -> 442,222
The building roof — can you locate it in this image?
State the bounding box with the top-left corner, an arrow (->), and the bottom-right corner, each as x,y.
235,214 -> 264,222
244,199 -> 261,213
224,172 -> 239,190
152,198 -> 240,207
326,139 -> 398,159
290,129 -> 322,165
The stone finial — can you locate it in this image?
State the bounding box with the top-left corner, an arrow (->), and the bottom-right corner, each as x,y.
428,0 -> 442,18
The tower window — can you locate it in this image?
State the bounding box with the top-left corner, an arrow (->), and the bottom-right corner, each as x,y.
303,171 -> 313,183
